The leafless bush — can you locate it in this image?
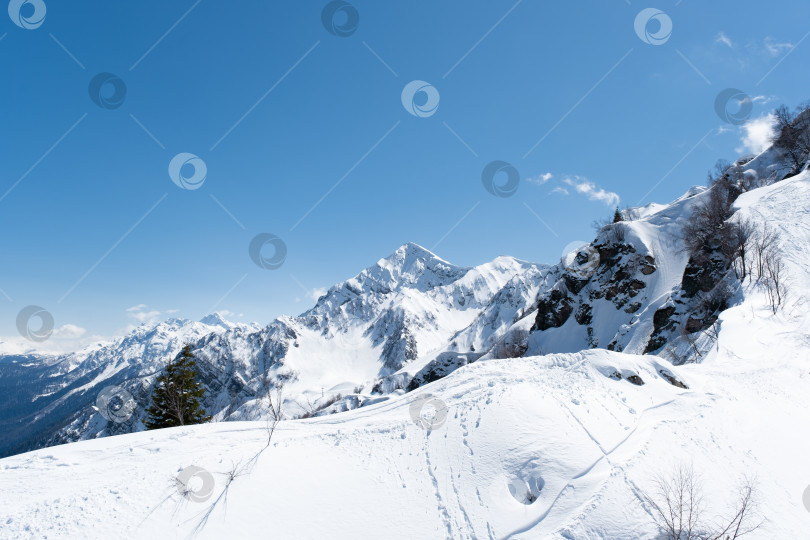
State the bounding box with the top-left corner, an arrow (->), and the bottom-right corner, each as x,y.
752,225 -> 780,280
763,250 -> 786,314
294,392 -> 344,419
772,104 -> 810,173
592,215 -> 612,234
642,464 -> 763,540
726,217 -> 755,281
190,461 -> 248,536
603,222 -> 627,244
682,170 -> 739,260
706,320 -> 720,343
492,328 -> 529,359
681,324 -> 703,361
748,225 -> 787,314
710,478 -> 762,540
260,382 -> 284,446
189,379 -> 285,535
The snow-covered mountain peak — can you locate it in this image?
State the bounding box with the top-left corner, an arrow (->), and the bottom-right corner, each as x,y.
363,242 -> 467,292
199,312 -> 235,330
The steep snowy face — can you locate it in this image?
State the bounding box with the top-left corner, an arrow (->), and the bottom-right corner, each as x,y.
290,244 -> 547,376
398,190 -> 708,392
300,243 -> 476,329
518,189 -> 699,360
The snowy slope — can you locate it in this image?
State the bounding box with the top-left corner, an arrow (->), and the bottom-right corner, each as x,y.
1,336 -> 808,538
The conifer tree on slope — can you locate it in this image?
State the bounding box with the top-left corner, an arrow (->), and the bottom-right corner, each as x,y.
143,344 -> 211,429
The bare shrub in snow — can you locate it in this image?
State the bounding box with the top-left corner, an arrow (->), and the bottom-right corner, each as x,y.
187,379 -> 286,535
748,225 -> 787,314
752,225 -> 780,280
258,376 -> 285,446
709,477 -> 762,540
603,222 -> 627,244
682,170 -> 739,261
763,250 -> 786,314
772,104 -> 810,173
726,217 -> 755,281
592,215 -> 612,234
642,464 -> 763,540
643,464 -> 704,539
294,392 -> 344,419
492,328 -> 529,359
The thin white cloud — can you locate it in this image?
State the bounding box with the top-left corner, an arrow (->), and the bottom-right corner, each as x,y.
764,37 -> 793,57
751,95 -> 774,105
215,310 -> 244,319
0,325 -> 113,356
550,186 -> 569,196
52,324 -> 86,339
736,114 -> 776,155
716,32 -> 733,48
562,176 -> 620,207
126,304 -> 162,324
309,287 -> 327,301
527,172 -> 553,185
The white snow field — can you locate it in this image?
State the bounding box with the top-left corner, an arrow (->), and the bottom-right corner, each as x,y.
3,173 -> 810,538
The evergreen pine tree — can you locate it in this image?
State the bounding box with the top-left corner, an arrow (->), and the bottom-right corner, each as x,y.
143,345 -> 211,429
613,207 -> 623,223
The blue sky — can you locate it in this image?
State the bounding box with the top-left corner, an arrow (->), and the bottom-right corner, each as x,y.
1,0 -> 809,351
